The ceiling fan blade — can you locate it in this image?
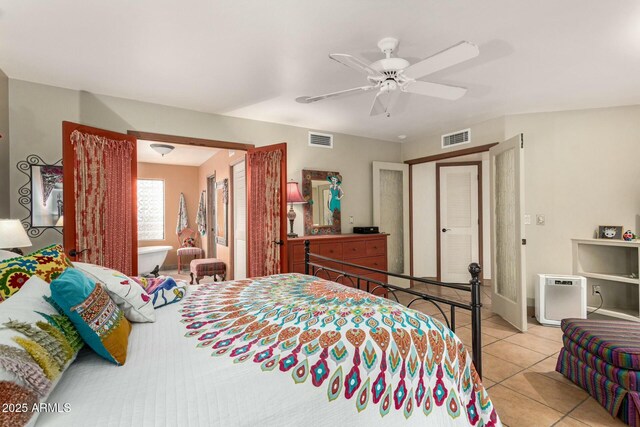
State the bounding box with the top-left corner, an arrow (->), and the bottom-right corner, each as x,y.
329,53 -> 382,77
404,41 -> 479,79
296,85 -> 376,104
370,90 -> 401,116
403,81 -> 467,100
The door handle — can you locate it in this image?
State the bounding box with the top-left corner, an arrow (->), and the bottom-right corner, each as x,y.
441,228 -> 451,233
272,240 -> 284,246
69,248 -> 90,257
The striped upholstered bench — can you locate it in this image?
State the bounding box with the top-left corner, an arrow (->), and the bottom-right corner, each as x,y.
556,319 -> 640,426
189,258 -> 226,284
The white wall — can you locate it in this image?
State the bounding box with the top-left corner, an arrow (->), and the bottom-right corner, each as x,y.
8,79 -> 401,250
505,106 -> 640,304
404,105 -> 640,305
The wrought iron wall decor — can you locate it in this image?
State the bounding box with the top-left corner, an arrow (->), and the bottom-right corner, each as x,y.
17,155 -> 63,238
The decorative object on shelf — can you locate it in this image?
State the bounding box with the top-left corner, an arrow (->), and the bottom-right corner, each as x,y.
285,181 -> 306,238
598,225 -> 623,240
623,230 -> 636,241
215,179 -> 228,246
0,219 -> 33,255
150,143 -> 174,157
16,155 -> 63,237
301,169 -> 343,235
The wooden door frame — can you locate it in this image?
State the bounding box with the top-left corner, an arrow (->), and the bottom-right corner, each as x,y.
406,143 -> 497,282
246,143 -> 288,274
63,121 -> 138,274
127,131 -> 255,151
435,161 -> 483,282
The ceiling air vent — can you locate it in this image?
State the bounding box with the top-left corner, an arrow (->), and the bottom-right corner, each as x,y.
308,131 -> 333,149
442,128 -> 470,149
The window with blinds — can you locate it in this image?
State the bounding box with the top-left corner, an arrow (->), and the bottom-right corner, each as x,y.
137,179 -> 165,241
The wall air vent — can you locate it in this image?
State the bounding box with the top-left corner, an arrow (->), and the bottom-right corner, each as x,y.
441,129 -> 470,149
308,131 -> 333,149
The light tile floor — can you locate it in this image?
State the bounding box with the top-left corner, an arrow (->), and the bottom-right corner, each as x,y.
163,270 -> 625,426
399,281 -> 625,427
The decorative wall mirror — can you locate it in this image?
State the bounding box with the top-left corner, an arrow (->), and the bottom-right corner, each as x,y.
215,178 -> 228,246
17,155 -> 63,238
302,169 -> 344,235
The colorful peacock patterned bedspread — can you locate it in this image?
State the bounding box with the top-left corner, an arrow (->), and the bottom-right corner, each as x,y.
179,273 -> 500,426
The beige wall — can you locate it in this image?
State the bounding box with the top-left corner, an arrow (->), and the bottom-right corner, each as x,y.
8,79 -> 401,251
137,162 -> 200,269
403,105 -> 640,304
198,149 -> 246,278
0,70 -> 10,217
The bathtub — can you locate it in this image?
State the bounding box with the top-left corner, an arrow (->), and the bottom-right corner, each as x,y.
138,245 -> 173,275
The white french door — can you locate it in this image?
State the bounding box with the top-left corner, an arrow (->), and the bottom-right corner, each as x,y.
233,160 -> 247,280
372,162 -> 410,288
438,164 -> 480,282
490,134 -> 527,331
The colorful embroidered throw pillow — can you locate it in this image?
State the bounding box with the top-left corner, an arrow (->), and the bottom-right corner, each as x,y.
0,275 -> 83,426
50,269 -> 131,365
0,244 -> 73,302
74,262 -> 155,323
130,276 -> 187,308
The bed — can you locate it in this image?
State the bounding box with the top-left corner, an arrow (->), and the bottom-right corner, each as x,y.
33,242 -> 499,426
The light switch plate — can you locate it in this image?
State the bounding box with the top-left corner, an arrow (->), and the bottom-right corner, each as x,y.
536,214 -> 545,225
524,214 -> 531,225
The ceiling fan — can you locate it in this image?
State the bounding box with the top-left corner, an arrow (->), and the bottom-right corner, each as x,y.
296,37 -> 479,117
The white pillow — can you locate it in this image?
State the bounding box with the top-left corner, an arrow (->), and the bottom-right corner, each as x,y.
0,249 -> 20,261
0,276 -> 82,427
73,262 -> 156,323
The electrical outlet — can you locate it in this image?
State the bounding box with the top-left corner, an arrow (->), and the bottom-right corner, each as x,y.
592,285 -> 601,295
349,216 -> 354,224
536,214 -> 546,225
524,214 -> 531,225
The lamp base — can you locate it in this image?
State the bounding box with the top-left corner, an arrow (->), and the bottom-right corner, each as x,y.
287,204 -> 298,239
287,233 -> 299,238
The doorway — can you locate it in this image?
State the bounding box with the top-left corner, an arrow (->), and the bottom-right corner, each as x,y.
206,174 -> 216,258
436,162 -> 482,282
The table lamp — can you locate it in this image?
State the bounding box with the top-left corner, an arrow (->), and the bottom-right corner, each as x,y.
0,219 -> 33,255
286,181 -> 306,238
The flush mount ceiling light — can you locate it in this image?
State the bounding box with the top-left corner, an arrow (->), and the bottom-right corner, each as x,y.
150,143 -> 175,156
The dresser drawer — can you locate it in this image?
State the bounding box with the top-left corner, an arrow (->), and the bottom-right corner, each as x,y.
365,239 -> 386,257
291,242 -> 320,263
343,240 -> 366,259
319,243 -> 343,259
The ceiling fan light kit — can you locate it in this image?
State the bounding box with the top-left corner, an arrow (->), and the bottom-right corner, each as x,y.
296,37 -> 479,117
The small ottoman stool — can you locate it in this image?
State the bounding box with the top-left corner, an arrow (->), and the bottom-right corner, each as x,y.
189,258 -> 226,284
556,319 -> 640,426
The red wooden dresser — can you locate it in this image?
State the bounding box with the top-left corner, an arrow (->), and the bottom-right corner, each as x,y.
287,234 -> 389,296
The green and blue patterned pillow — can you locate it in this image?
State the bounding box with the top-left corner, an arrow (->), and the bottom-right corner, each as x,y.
0,245 -> 73,302
50,269 -> 131,365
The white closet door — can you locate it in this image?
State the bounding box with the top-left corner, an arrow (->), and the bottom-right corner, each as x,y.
372,162 -> 410,288
439,165 -> 479,282
233,160 -> 247,280
490,134 -> 527,331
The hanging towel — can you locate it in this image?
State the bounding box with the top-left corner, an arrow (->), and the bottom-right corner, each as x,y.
176,193 -> 188,235
196,191 -> 207,236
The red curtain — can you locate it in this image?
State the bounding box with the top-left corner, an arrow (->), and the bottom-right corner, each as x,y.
248,149 -> 282,277
71,130 -> 134,275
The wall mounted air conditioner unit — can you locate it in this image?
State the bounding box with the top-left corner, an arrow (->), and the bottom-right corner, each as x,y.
535,274 -> 587,327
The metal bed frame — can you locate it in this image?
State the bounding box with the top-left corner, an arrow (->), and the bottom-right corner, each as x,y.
303,239 -> 484,378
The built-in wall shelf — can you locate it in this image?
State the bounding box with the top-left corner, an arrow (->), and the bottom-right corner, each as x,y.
572,238 -> 640,322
